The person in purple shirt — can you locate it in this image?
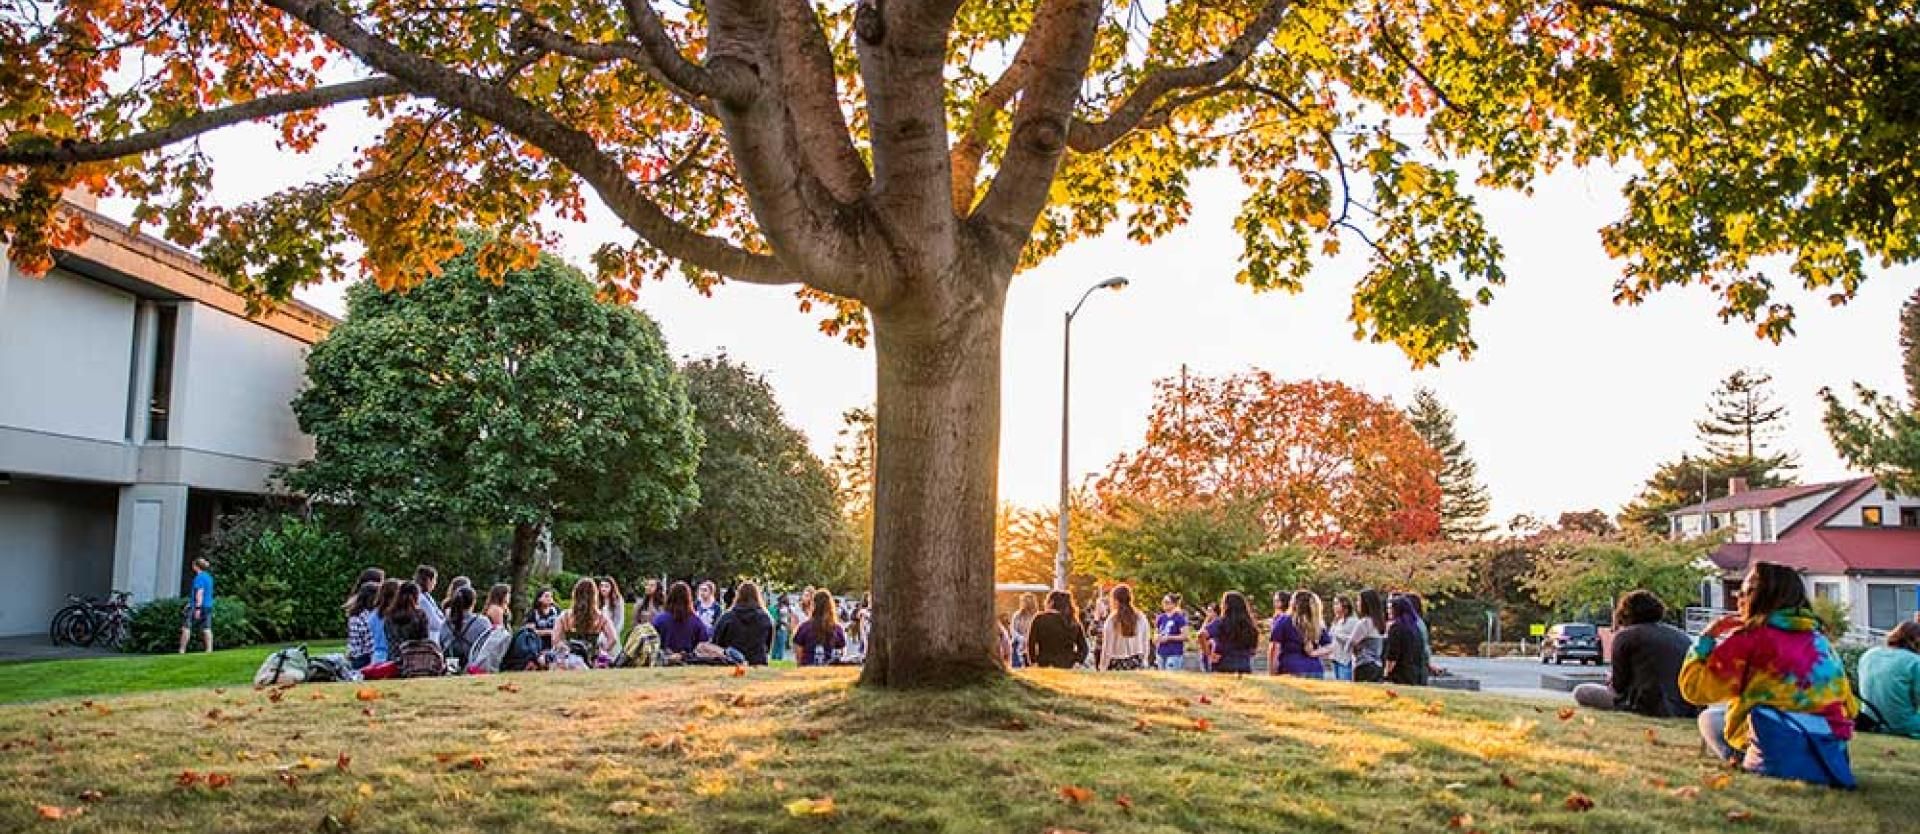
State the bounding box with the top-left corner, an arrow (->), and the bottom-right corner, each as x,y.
792,589 -> 848,666
650,581 -> 711,663
1154,593 -> 1189,671
1202,591 -> 1260,674
1268,590 -> 1332,677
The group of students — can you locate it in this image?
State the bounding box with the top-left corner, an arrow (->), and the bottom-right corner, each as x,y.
340,566 -> 869,676
1004,584 -> 1432,685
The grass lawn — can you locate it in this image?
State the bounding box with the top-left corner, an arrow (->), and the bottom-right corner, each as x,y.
1,670 -> 1914,832
0,643 -> 345,704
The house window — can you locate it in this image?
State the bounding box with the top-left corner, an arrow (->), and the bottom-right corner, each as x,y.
1863,506 -> 1884,527
1759,510 -> 1774,542
1903,507 -> 1920,528
1868,584 -> 1920,631
1813,582 -> 1841,603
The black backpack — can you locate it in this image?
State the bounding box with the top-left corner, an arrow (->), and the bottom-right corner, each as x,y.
503,627 -> 546,671
305,654 -> 356,683
1857,699 -> 1889,734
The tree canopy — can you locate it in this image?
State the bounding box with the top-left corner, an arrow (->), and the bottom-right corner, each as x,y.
1824,287 -> 1920,494
286,235 -> 701,610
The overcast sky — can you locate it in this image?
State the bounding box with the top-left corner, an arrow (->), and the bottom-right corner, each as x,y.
100,114 -> 1914,528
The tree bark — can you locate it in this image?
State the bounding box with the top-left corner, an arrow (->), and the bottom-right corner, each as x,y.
859,269 -> 1008,688
507,520 -> 543,624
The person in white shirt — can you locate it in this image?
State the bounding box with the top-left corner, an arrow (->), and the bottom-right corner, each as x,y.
414,565 -> 447,644
1099,584 -> 1153,671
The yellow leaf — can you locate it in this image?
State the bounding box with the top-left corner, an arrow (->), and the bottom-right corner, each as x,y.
785,796 -> 837,817
357,783 -> 374,798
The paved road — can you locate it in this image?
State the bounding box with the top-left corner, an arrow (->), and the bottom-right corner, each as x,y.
1437,655 -> 1609,700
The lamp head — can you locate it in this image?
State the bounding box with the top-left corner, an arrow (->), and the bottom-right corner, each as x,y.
1098,276 -> 1130,291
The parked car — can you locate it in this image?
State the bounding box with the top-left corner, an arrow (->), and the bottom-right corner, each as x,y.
1540,622 -> 1603,665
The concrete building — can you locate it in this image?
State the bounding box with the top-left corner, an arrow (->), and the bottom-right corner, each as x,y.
0,195 -> 332,636
1669,477 -> 1920,635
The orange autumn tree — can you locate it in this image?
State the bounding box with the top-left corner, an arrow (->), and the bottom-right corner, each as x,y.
1098,372 -> 1442,549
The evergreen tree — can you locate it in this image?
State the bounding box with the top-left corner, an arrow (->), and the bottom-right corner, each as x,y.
1406,389 -> 1495,541
1696,368 -> 1796,468
1823,287 -> 1920,494
1618,454 -> 1795,535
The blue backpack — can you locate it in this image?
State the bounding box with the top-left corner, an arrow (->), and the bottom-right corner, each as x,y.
1747,706 -> 1857,789
502,627 -> 547,671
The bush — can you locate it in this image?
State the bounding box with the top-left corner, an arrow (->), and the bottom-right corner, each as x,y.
1838,643 -> 1868,695
203,511 -> 357,642
125,598 -> 256,653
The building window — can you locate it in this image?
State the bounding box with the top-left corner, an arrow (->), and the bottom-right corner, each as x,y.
1759,509 -> 1774,542
1903,507 -> 1920,528
1868,584 -> 1920,631
1863,506 -> 1884,527
1814,582 -> 1841,603
147,305 -> 177,443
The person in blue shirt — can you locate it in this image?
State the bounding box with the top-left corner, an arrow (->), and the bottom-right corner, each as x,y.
178,558 -> 215,653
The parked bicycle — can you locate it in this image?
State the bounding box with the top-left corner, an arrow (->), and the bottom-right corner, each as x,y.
49,591 -> 133,650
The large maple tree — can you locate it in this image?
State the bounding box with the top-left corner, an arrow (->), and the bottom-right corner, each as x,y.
3,1 -> 1915,686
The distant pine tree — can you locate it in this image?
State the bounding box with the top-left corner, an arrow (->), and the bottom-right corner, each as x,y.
1696,368 -> 1796,469
1406,389 -> 1494,541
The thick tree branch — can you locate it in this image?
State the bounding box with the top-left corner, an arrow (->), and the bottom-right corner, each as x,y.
260,0 -> 798,289
0,76 -> 406,166
948,4 -> 1060,214
507,19 -> 715,115
773,0 -> 870,203
621,0 -> 756,103
856,0 -> 966,283
1067,0 -> 1296,153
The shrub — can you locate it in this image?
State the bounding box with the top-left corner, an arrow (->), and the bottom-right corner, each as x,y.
1809,596 -> 1852,640
125,598 -> 255,653
203,511 -> 357,642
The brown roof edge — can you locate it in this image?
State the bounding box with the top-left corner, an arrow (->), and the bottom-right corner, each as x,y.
35,198 -> 337,345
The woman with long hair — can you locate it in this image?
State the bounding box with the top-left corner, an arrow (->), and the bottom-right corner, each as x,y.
345,581 -> 381,669
635,578 -> 666,620
1348,590 -> 1388,682
793,589 -> 848,666
367,578 -> 403,664
597,576 -> 626,640
1269,590 -> 1332,677
441,575 -> 472,611
1100,584 -> 1153,671
1025,590 -> 1088,669
714,581 -> 775,665
550,577 -> 616,668
1202,591 -> 1260,674
525,587 -> 562,642
1683,561 -> 1858,767
1009,593 -> 1040,670
650,580 -> 711,663
439,586 -> 492,672
695,580 -> 723,629
482,583 -> 512,628
345,567 -> 385,610
382,581 -> 430,647
1325,596 -> 1358,681
1382,595 -> 1428,686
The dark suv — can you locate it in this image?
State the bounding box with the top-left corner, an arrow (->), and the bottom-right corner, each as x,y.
1540,623 -> 1603,665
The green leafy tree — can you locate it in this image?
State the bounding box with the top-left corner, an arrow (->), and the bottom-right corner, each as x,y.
1824,287 -> 1920,494
286,237 -> 700,617
1619,454 -> 1797,535
1086,497 -> 1311,612
202,510 -> 357,642
8,1 -> 1918,686
632,354 -> 841,585
1406,388 -> 1493,540
1524,532 -> 1717,620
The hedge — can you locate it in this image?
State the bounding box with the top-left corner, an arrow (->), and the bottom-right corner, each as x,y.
125,598 -> 255,653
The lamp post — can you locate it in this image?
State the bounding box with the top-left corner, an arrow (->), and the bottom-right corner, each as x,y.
1056,276 -> 1130,590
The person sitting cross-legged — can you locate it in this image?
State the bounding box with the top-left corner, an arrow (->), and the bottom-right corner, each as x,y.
1572,590 -> 1697,718
1860,621 -> 1920,739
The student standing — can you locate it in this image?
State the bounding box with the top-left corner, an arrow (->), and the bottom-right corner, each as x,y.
792,589 -> 848,666
1099,585 -> 1153,671
1269,590 -> 1332,677
1155,594 -> 1189,671
1348,590 -> 1387,682
1010,593 -> 1040,670
1382,595 -> 1429,686
1325,596 -> 1358,681
1203,592 -> 1260,674
1025,590 -> 1088,669
178,558 -> 216,653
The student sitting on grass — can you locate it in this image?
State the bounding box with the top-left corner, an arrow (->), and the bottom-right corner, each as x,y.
525,588 -> 562,644
1572,590 -> 1695,718
713,581 -> 775,666
1202,591 -> 1260,675
1682,561 -> 1857,770
367,579 -> 402,665
1857,622 -> 1920,738
1025,590 -> 1088,670
792,589 -> 848,667
550,578 -> 617,669
651,581 -> 711,664
483,584 -> 512,628
345,581 -> 381,670
440,586 -> 493,673
383,581 -> 431,647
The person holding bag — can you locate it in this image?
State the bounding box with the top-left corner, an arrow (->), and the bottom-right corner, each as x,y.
1680,561 -> 1858,787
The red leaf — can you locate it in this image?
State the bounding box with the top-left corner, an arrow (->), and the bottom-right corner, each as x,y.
336,753 -> 352,772
1196,695 -> 1212,705
1115,794 -> 1134,811
1557,707 -> 1576,722
276,771 -> 300,789
731,665 -> 747,677
1564,792 -> 1594,812
175,771 -> 202,789
1499,773 -> 1518,790
1192,717 -> 1213,732
207,773 -> 232,790
1383,689 -> 1399,699
461,755 -> 487,771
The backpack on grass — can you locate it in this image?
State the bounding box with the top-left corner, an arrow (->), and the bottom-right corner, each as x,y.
619,622 -> 660,668
396,639 -> 447,678
502,627 -> 547,672
1746,705 -> 1857,789
304,654 -> 359,683
470,626 -> 513,674
254,645 -> 310,686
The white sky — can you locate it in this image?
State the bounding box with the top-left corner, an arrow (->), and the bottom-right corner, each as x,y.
100,115 -> 1914,528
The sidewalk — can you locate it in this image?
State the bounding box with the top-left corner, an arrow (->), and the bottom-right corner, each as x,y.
0,636 -> 114,664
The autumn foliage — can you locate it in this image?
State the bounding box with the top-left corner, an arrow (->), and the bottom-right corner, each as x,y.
1097,372 -> 1442,549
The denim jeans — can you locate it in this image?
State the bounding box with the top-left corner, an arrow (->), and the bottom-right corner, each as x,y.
1160,654 -> 1185,671
1698,704 -> 1739,763
1331,661 -> 1353,681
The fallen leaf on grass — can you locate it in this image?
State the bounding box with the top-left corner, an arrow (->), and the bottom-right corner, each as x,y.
1196,695 -> 1212,705
36,805 -> 83,821
1556,707 -> 1576,722
1424,701 -> 1445,716
205,709 -> 223,721
1646,776 -> 1668,789
485,731 -> 510,744
337,753 -> 351,772
276,771 -> 300,790
213,689 -> 226,695
1645,728 -> 1662,746
176,771 -> 202,789
1498,773 -> 1518,789
496,682 -> 520,693
1449,813 -> 1474,829
207,773 -> 232,790
731,665 -> 748,678
76,790 -> 103,803
1727,809 -> 1755,823
1383,689 -> 1399,700
1705,772 -> 1734,790
358,783 -> 374,798
268,689 -> 285,704
1115,795 -> 1133,811
1564,792 -> 1594,812
355,688 -> 381,702
785,796 -> 837,817
1670,785 -> 1701,799
1132,718 -> 1151,733
361,707 -> 376,718
1192,718 -> 1213,732
1058,785 -> 1095,804
608,799 -> 645,817
461,755 -> 487,772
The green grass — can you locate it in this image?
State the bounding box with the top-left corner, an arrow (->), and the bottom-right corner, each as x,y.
0,643 -> 345,704
0,668 -> 1915,832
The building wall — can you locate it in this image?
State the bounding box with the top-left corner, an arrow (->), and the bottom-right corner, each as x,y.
0,477 -> 117,636
0,267 -> 136,445
1776,491 -> 1836,534
1829,485 -> 1920,528
171,304 -> 314,467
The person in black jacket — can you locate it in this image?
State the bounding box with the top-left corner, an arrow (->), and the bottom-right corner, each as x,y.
713,581 -> 775,665
1382,595 -> 1429,686
1025,590 -> 1089,669
1572,590 -> 1697,718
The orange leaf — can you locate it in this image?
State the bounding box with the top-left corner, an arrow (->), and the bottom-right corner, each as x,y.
1383,689 -> 1399,699
1556,707 -> 1576,722
355,688 -> 382,702
1058,785 -> 1095,804
268,689 -> 285,704
1564,792 -> 1595,812
1449,813 -> 1474,829
1192,718 -> 1213,732
1645,728 -> 1661,746
497,682 -> 520,693
1727,809 -> 1755,823
1646,776 -> 1669,789
1705,772 -> 1734,790
336,753 -> 352,772
175,771 -> 202,789
207,773 -> 232,790
36,805 -> 81,821
462,755 -> 487,771
1133,718 -> 1152,733
1115,794 -> 1134,811
731,665 -> 747,677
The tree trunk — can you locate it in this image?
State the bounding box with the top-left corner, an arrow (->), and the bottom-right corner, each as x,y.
507,521 -> 542,625
859,276 -> 1008,689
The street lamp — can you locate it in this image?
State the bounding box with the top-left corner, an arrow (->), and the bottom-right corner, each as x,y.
1056,276 -> 1130,590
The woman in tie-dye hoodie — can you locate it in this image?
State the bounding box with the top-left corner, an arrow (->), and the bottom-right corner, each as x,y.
1680,561 -> 1858,766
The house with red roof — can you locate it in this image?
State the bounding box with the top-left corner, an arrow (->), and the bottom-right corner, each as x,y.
1668,476 -> 1920,634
